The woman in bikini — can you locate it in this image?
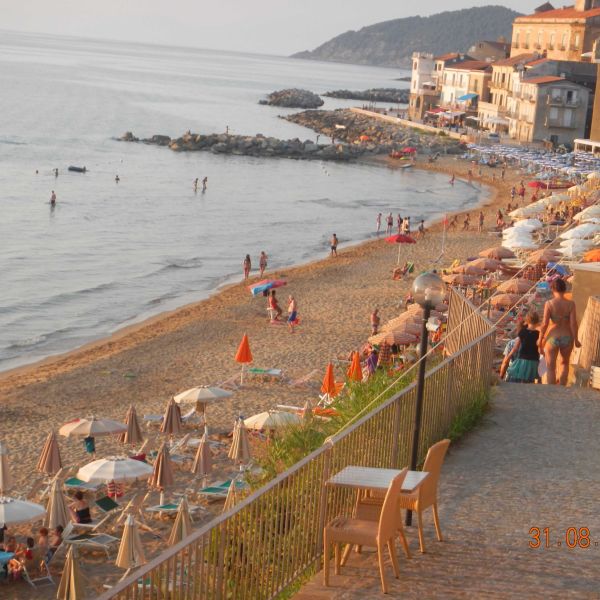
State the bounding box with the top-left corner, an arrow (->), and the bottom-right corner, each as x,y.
538,278 -> 580,386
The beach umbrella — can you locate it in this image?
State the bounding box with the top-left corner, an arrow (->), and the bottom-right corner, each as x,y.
497,279 -> 532,294
148,443 -> 175,491
160,398 -> 183,436
223,480 -> 241,513
0,442 -> 12,495
377,341 -> 392,367
466,258 -> 501,271
174,386 -> 232,422
244,411 -> 302,432
368,330 -> 418,346
235,334 -> 253,384
509,206 -> 538,219
442,273 -> 479,286
77,456 -> 153,483
37,432 -> 62,476
528,249 -> 561,263
561,223 -> 600,240
574,205 -> 600,221
45,479 -> 70,530
587,171 -> 600,180
527,180 -> 546,188
583,249 -> 600,262
302,399 -> 313,422
57,547 -> 84,600
514,218 -> 544,230
119,406 -> 144,446
559,238 -> 594,256
191,426 -> 213,477
346,351 -> 363,382
168,497 -> 193,546
248,279 -> 287,297
228,418 -> 251,465
543,194 -> 567,207
479,246 -> 515,260
116,515 -> 146,573
490,293 -> 522,309
320,363 -> 337,397
59,417 -> 127,438
401,147 -> 417,153
453,264 -> 487,276
386,234 -> 416,264
503,238 -> 539,250
383,321 -> 422,336
0,497 -> 45,527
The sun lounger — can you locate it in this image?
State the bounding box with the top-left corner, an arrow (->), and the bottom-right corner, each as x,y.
146,500 -> 204,520
247,367 -> 283,380
288,369 -> 319,387
21,548 -> 55,588
64,477 -> 102,493
64,531 -> 120,558
218,374 -> 240,391
197,479 -> 246,501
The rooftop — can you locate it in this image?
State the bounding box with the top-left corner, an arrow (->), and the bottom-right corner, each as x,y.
493,53 -> 540,67
444,60 -> 492,72
517,4 -> 600,20
523,75 -> 567,84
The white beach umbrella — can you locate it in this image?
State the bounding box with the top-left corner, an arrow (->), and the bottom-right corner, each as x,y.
559,239 -> 594,256
174,386 -> 233,404
509,206 -> 538,218
560,223 -> 600,240
0,442 -> 13,495
503,238 -> 539,250
77,456 -> 153,483
59,417 -> 127,437
513,218 -> 543,230
574,205 -> 600,221
244,411 -> 302,431
0,497 -> 46,527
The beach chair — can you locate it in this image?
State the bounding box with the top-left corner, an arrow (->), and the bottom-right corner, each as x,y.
21,548 -> 55,588
288,369 -> 319,388
247,367 -> 283,381
181,407 -> 203,426
197,479 -> 246,501
146,498 -> 204,521
218,374 -> 240,391
64,529 -> 120,558
64,477 -> 102,494
142,414 -> 163,426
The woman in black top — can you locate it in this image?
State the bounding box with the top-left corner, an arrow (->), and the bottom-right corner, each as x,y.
505,312 -> 541,383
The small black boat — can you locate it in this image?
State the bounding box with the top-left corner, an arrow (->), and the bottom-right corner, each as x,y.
68,166 -> 87,173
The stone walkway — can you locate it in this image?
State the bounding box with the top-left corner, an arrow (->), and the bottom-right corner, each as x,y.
295,383 -> 600,599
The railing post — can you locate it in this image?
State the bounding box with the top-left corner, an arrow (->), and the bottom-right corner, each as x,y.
317,441 -> 333,553
391,396 -> 401,468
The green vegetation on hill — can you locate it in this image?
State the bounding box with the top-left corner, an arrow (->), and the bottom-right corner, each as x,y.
292,6 -> 520,67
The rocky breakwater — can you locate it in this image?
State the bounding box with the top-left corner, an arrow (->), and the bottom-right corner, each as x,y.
259,88 -> 324,109
324,88 -> 410,103
118,130 -> 373,161
284,109 -> 463,155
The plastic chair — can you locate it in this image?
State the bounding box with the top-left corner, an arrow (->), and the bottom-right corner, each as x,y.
323,469 -> 408,594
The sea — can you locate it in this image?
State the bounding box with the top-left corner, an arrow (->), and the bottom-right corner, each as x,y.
0,30 -> 487,372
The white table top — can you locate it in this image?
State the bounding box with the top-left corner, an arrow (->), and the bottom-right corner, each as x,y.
327,466 -> 428,493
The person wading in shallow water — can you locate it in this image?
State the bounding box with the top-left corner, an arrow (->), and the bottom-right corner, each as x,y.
330,233 -> 338,257
50,191 -> 56,206
243,254 -> 251,280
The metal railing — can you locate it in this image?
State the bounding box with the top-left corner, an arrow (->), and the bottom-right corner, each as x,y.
102,290 -> 494,600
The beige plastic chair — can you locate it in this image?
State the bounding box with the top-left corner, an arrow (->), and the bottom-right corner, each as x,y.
353,439 -> 450,554
323,468 -> 408,594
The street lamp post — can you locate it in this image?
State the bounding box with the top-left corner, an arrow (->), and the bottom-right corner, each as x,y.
406,272 -> 445,526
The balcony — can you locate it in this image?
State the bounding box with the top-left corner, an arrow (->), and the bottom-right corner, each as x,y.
548,44 -> 555,51
566,99 -> 581,108
511,42 -> 519,49
546,95 -> 564,106
559,45 -> 566,51
570,45 -> 579,52
545,117 -> 575,128
534,43 -> 542,50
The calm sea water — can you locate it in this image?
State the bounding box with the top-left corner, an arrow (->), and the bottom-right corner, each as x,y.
0,31 -> 486,371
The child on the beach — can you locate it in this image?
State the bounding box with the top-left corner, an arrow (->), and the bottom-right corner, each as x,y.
370,308 -> 380,335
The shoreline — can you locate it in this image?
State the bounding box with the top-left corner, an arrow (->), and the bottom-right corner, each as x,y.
0,156 -> 494,390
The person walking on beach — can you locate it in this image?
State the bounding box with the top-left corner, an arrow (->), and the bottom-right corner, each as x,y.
501,167 -> 506,180
467,169 -> 473,183
417,219 -> 426,239
376,213 -> 382,234
287,295 -> 298,333
386,213 -> 393,235
50,191 -> 56,206
510,186 -> 516,202
54,168 -> 58,178
397,213 -> 403,233
478,211 -> 485,233
518,184 -> 525,202
403,216 -> 411,235
259,251 -> 268,277
450,173 -> 455,186
371,308 -> 380,335
269,290 -> 282,321
330,233 -> 338,257
448,215 -> 458,231
243,254 -> 251,280
502,312 -> 541,384
462,213 -> 470,231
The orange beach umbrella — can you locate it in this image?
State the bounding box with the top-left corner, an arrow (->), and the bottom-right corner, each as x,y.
320,363 -> 337,397
346,352 -> 363,383
235,334 -> 253,384
583,248 -> 600,262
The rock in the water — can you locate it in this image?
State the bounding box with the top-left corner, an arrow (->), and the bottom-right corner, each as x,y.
261,88 -> 324,109
323,88 -> 410,104
120,131 -> 138,142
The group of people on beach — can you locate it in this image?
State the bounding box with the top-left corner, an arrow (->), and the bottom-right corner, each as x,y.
243,251 -> 268,280
375,212 -> 426,239
193,177 -> 208,192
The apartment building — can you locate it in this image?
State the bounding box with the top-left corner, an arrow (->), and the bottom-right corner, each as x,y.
439,61 -> 492,109
511,0 -> 600,61
510,76 -> 590,143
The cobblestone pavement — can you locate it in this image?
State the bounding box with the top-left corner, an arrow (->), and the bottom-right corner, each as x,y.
295,383 -> 600,600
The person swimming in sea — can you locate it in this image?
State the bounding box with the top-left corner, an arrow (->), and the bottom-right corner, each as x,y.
115,175 -> 120,183
50,191 -> 56,205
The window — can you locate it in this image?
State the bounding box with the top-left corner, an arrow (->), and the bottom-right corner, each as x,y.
537,31 -> 543,47
473,79 -> 479,93
549,33 -> 555,48
515,32 -> 520,46
525,32 -> 530,47
561,32 -> 567,49
413,62 -> 418,71
564,109 -> 573,127
550,107 -> 558,119
574,34 -> 580,49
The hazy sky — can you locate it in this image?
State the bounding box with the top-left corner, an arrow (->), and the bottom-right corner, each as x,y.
4,0 -> 541,55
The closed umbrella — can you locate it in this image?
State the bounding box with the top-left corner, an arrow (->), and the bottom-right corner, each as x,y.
320,363 -> 337,398
45,479 -> 70,529
191,426 -> 212,477
223,480 -> 241,513
37,432 -> 62,476
490,293 -> 522,309
0,442 -> 12,495
148,443 -> 175,491
0,497 -> 45,527
235,334 -> 253,384
228,418 -> 251,466
168,497 -> 193,546
57,547 -> 84,600
119,406 -> 144,445
116,515 -> 146,574
479,246 -> 516,260
346,351 -> 363,382
244,411 -> 302,432
497,279 -> 532,294
77,457 -> 153,483
386,234 -> 416,264
160,398 -> 183,436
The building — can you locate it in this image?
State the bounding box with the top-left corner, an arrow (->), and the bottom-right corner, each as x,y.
511,1 -> 600,62
509,76 -> 590,143
467,39 -> 511,62
407,52 -> 471,120
440,61 -> 492,110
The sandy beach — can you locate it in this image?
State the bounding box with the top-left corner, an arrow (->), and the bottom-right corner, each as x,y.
0,155 -> 516,492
